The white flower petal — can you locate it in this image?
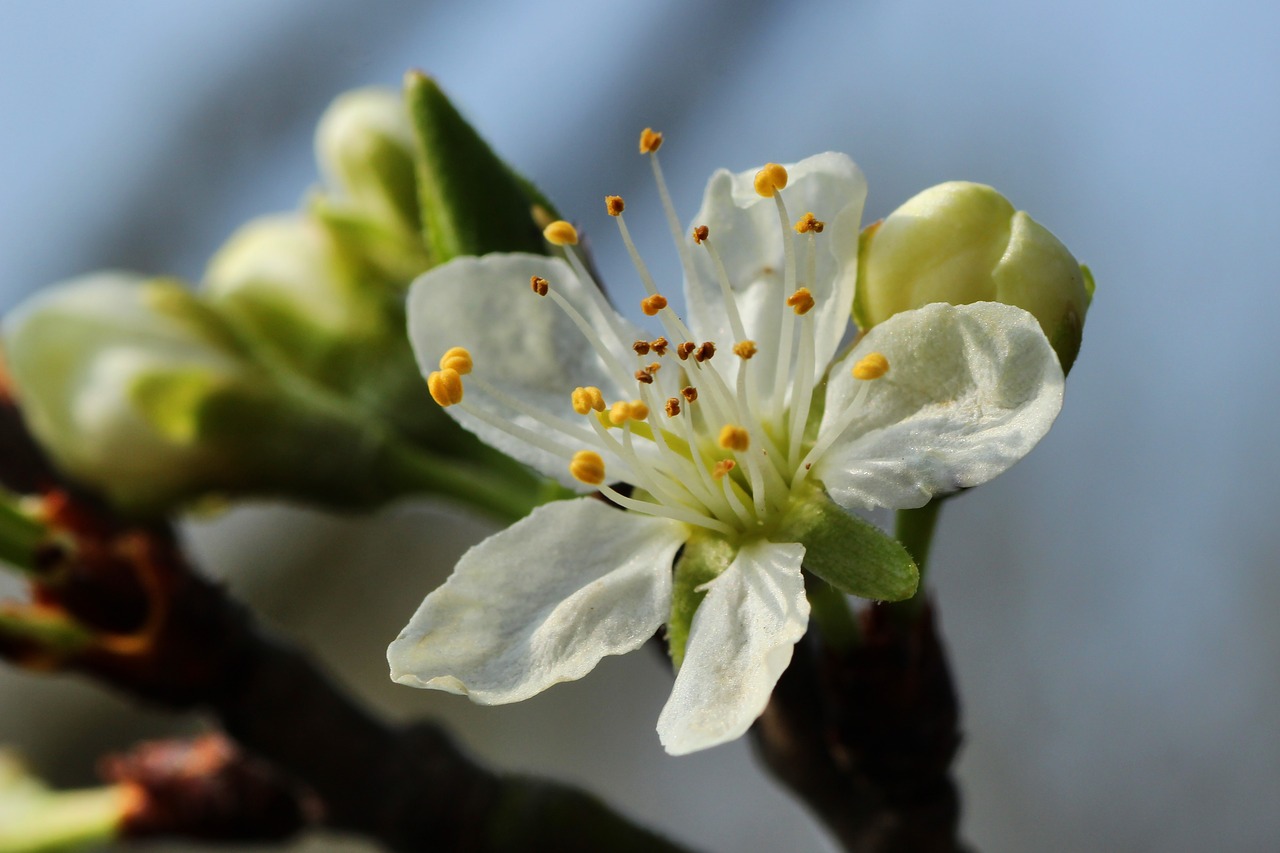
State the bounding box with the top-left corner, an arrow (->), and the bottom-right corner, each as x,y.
815,302 -> 1064,511
686,153 -> 866,403
388,498 -> 688,703
656,540 -> 809,755
407,253 -> 646,487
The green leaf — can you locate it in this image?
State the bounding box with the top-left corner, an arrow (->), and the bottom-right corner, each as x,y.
404,72 -> 549,262
782,488 -> 918,602
667,533 -> 734,669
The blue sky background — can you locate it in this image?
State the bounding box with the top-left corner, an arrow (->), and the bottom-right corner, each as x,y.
2,2 -> 1278,850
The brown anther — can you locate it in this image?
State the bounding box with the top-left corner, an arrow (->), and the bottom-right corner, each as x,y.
694,342 -> 717,362
530,275 -> 549,296
649,337 -> 669,356
681,386 -> 698,403
606,195 -> 625,216
692,225 -> 709,244
639,127 -> 664,154
794,212 -> 826,234
641,294 -> 668,316
733,340 -> 758,360
633,340 -> 652,356
677,342 -> 697,360
647,362 -> 662,376
787,287 -> 815,315
665,397 -> 681,417
634,370 -> 655,385
712,459 -> 737,480
718,425 -> 750,452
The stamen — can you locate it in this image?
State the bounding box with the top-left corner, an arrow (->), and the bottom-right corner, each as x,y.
677,342 -> 697,360
609,400 -> 649,426
633,340 -> 651,356
733,340 -> 758,359
635,369 -> 655,384
786,287 -> 815,315
641,294 -> 668,316
439,346 -> 473,374
694,342 -> 716,362
569,450 -> 606,485
540,284 -> 633,388
681,386 -> 698,403
638,127 -> 663,154
606,195 -> 625,216
571,386 -> 606,415
598,482 -> 735,535
543,220 -> 579,246
853,352 -> 890,380
427,369 -> 464,407
692,225 -> 709,244
753,163 -> 789,198
794,212 -> 825,234
769,178 -> 800,412
788,310 -> 817,471
649,337 -> 669,356
530,276 -> 549,296
712,459 -> 736,480
718,425 -> 750,452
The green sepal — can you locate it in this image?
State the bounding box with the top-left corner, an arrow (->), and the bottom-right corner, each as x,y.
667,533 -> 735,669
0,609 -> 93,656
782,487 -> 918,601
404,72 -> 549,262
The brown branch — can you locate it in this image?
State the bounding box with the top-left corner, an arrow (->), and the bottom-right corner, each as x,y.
751,602 -> 968,853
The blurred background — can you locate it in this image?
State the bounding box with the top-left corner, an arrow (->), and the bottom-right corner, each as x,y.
1,1 -> 1277,851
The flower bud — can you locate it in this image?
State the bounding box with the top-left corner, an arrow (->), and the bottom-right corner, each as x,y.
855,181 -> 1093,371
315,86 -> 420,237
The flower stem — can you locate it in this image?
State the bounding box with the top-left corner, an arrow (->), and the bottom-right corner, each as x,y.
805,573 -> 860,651
891,497 -> 946,619
0,493 -> 45,575
375,439 -> 552,523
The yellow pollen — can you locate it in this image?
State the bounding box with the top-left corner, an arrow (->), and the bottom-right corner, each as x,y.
665,397 -> 681,417
543,220 -> 579,246
676,341 -> 696,360
639,127 -> 664,154
852,352 -> 890,380
641,294 -> 668,316
787,287 -> 815,315
629,400 -> 650,420
794,212 -> 825,234
692,225 -> 709,244
712,459 -> 736,480
733,340 -> 758,359
530,275 -> 549,296
753,162 -> 789,198
718,425 -> 750,452
438,346 -> 473,375
633,340 -> 651,356
427,369 -> 464,407
571,386 -> 606,415
650,337 -> 669,356
694,342 -> 717,362
681,386 -> 698,403
606,195 -> 625,216
569,450 -> 606,486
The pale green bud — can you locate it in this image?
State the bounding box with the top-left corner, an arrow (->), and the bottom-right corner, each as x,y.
315,86 -> 420,236
855,181 -> 1093,371
2,273 -> 271,511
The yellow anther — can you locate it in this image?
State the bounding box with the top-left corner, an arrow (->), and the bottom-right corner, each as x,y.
852,352 -> 890,381
753,162 -> 789,198
427,369 -> 464,407
438,346 -> 473,375
650,337 -> 669,356
609,400 -> 648,425
787,287 -> 815,315
543,220 -> 579,246
665,397 -> 681,417
794,212 -> 826,234
629,400 -> 650,420
718,425 -> 750,452
606,195 -> 625,216
641,294 -> 669,316
530,275 -> 549,296
694,341 -> 717,362
633,340 -> 651,356
569,450 -> 606,486
677,341 -> 697,360
733,340 -> 758,360
692,225 -> 709,244
571,386 -> 605,415
639,127 -> 664,154
681,386 -> 698,403
712,459 -> 736,480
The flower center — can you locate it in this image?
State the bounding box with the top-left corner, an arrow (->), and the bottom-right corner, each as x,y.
427,131 -> 887,539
